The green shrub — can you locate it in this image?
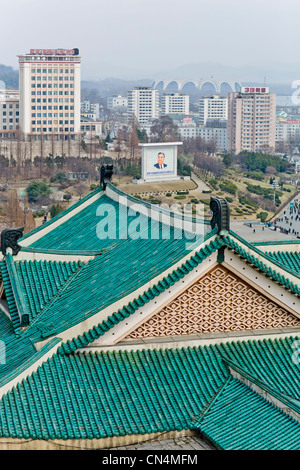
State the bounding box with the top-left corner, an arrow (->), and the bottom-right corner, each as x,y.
50,204 -> 64,219
257,211 -> 268,222
245,171 -> 265,181
238,195 -> 258,209
199,199 -> 210,205
148,199 -> 161,204
209,178 -> 219,190
50,172 -> 67,183
219,181 -> 238,195
26,181 -> 51,202
33,210 -> 46,218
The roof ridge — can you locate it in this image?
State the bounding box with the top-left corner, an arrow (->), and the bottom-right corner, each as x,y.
190,376 -> 232,429
20,186 -> 103,242
106,182 -> 211,225
225,233 -> 300,293
56,235 -> 223,355
220,351 -> 300,414
0,259 -> 21,335
228,230 -> 300,279
19,258 -> 87,332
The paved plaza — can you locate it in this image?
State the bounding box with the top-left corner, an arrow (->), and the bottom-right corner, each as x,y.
109,435 -> 213,451
230,220 -> 298,242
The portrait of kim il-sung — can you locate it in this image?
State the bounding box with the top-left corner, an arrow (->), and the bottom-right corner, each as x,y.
154,152 -> 167,169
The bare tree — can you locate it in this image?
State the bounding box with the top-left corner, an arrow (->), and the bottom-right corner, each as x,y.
150,116 -> 179,143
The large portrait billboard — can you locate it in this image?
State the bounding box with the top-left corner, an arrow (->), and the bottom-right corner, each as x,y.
140,142 -> 182,182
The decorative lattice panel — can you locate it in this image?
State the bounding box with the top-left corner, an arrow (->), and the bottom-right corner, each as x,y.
125,265 -> 300,339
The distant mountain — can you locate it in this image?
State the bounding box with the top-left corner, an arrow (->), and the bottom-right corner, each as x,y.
152,62 -> 300,94
81,78 -> 152,99
149,61 -> 300,87
1,60 -> 297,98
82,60 -> 300,89
0,65 -> 18,89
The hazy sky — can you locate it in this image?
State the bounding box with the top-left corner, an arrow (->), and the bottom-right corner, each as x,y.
1,0 -> 300,80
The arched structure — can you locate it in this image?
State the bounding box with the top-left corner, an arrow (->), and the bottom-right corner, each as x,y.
151,78 -> 241,93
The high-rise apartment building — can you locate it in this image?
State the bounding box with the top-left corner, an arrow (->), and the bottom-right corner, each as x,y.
161,93 -> 189,116
227,87 -> 276,155
107,95 -> 128,110
127,87 -> 159,125
0,89 -> 20,138
18,48 -> 81,141
198,95 -> 228,125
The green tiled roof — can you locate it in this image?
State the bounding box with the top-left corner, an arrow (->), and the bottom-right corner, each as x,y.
57,233 -> 222,355
265,251 -> 300,276
20,186 -> 103,243
54,231 -> 300,356
224,234 -> 300,295
218,336 -> 300,415
0,259 -> 22,333
193,376 -> 300,450
29,195 -> 117,252
26,187 -> 209,253
0,339 -> 299,448
26,239 -> 208,339
0,256 -> 84,329
0,345 -> 227,440
16,259 -> 84,321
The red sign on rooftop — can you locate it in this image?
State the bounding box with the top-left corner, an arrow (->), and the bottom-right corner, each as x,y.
30,49 -> 78,56
241,86 -> 269,94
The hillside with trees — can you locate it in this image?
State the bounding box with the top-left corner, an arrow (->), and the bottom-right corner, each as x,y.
0,65 -> 19,89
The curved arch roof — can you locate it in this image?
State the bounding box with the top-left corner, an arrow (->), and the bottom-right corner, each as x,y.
151,78 -> 241,92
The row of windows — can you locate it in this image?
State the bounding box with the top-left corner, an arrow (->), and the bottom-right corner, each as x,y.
1,104 -> 19,109
32,128 -> 75,132
31,68 -> 75,74
1,111 -> 19,116
32,96 -> 74,103
31,93 -> 74,99
31,84 -> 74,88
32,120 -> 74,124
32,113 -> 74,118
32,76 -> 74,81
32,105 -> 74,110
1,118 -> 19,123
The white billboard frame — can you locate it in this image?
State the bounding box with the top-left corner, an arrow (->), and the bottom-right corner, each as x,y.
140,142 -> 182,183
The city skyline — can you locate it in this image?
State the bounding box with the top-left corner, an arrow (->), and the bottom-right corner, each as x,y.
1,0 -> 300,82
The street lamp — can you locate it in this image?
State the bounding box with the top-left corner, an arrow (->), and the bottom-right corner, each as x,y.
270,178 -> 280,206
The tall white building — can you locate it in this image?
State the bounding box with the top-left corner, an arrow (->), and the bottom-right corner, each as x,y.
275,118 -> 300,142
127,87 -> 159,125
107,95 -> 128,110
228,86 -> 276,155
161,93 -> 189,116
198,95 -> 228,125
177,117 -> 228,152
0,89 -> 20,138
81,101 -> 100,118
18,48 -> 81,141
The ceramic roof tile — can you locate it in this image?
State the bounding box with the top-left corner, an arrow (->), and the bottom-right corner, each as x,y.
193,376 -> 300,450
